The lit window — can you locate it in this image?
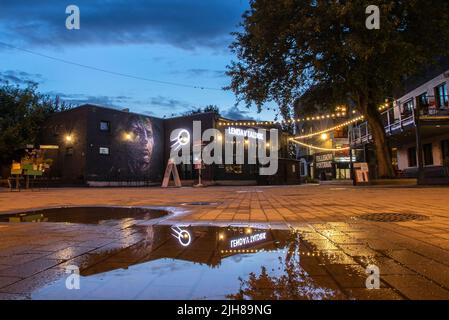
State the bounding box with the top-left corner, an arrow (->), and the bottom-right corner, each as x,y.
435,83 -> 448,108
100,121 -> 110,132
99,147 -> 110,155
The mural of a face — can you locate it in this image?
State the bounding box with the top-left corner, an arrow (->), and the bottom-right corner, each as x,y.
128,117 -> 154,175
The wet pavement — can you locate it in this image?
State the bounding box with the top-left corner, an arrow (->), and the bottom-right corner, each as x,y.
1,185 -> 449,300
0,206 -> 168,224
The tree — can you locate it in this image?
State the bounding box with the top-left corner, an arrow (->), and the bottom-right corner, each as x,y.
183,105 -> 221,116
0,83 -> 69,169
226,0 -> 449,178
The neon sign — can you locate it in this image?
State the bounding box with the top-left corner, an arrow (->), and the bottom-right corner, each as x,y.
229,232 -> 267,248
171,129 -> 190,152
226,127 -> 264,141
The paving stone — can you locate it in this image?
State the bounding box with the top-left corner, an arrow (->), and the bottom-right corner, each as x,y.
383,275 -> 449,300
1,185 -> 449,300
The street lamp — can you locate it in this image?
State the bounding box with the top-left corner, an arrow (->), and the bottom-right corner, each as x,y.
320,133 -> 329,141
65,134 -> 73,143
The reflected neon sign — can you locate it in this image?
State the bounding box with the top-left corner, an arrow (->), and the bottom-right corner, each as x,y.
171,226 -> 192,247
229,232 -> 267,249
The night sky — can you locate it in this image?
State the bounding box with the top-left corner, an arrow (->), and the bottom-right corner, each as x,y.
0,0 -> 277,120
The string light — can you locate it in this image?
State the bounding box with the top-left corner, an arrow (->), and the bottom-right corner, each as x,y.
292,115 -> 365,140
217,111 -> 349,127
289,139 -> 351,152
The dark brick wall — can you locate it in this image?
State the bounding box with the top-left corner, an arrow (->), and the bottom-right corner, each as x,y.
40,105 -> 164,183
39,107 -> 301,185
84,106 -> 164,182
39,107 -> 89,183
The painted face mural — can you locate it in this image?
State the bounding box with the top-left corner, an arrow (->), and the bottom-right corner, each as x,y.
128,117 -> 154,175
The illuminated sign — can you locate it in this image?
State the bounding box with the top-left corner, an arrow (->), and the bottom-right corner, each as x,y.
171,226 -> 192,247
229,232 -> 267,248
171,129 -> 190,151
39,145 -> 59,150
315,153 -> 333,169
315,154 -> 333,162
226,127 -> 264,141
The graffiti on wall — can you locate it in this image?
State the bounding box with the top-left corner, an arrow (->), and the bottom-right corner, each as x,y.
127,117 -> 155,175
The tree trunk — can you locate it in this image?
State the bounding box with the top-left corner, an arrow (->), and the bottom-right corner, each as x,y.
358,95 -> 395,178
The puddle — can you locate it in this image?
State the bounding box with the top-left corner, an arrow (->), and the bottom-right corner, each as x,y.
0,207 -> 168,224
28,225 -> 365,300
180,202 -> 222,206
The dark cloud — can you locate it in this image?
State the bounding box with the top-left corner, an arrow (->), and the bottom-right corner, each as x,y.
148,95 -> 192,110
0,70 -> 44,85
0,1 -> 248,50
222,106 -> 254,120
45,91 -> 194,115
47,91 -> 133,108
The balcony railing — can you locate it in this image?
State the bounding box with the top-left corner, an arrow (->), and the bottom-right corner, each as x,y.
350,95 -> 449,146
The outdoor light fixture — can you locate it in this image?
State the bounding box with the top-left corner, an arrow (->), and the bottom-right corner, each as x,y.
124,132 -> 133,141
320,133 -> 329,141
65,135 -> 73,143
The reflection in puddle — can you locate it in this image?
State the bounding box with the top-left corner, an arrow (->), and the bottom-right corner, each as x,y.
0,207 -> 168,224
31,225 -> 351,300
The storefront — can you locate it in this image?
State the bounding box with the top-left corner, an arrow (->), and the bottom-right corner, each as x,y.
313,149 -> 353,181
39,104 -> 301,186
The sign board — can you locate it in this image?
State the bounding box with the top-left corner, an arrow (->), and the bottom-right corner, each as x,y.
226,127 -> 264,141
354,162 -> 369,183
161,159 -> 182,188
315,153 -> 333,169
39,145 -> 59,150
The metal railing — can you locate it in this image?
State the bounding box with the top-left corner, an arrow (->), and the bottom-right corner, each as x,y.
350,95 -> 449,146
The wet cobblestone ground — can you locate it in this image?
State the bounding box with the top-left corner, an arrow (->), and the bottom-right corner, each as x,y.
1,185 -> 449,300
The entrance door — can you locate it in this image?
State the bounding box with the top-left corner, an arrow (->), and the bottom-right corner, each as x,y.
441,140 -> 449,162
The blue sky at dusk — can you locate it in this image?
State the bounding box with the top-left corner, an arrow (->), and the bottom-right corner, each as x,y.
0,0 -> 278,120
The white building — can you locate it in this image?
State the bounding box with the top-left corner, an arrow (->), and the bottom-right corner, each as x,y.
351,63 -> 449,180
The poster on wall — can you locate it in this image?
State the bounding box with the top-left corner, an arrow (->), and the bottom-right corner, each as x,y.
354,162 -> 370,184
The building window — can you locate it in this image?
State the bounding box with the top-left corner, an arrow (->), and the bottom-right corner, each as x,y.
225,165 -> 242,174
423,144 -> 433,166
435,83 -> 448,108
402,99 -> 414,116
100,121 -> 110,132
66,147 -> 74,156
417,93 -> 429,112
407,147 -> 417,167
442,140 -> 449,162
334,127 -> 348,139
99,147 -> 110,155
